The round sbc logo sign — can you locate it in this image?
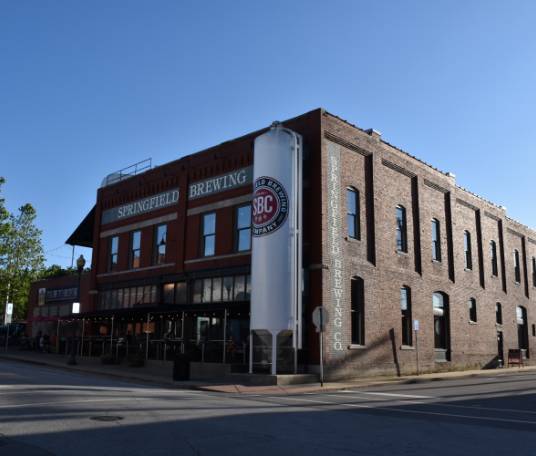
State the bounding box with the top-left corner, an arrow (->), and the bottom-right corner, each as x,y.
252,177 -> 289,236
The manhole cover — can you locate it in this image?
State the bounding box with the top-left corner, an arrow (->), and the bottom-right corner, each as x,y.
90,416 -> 124,422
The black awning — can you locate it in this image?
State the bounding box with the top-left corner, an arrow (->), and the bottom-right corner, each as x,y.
66,206 -> 95,247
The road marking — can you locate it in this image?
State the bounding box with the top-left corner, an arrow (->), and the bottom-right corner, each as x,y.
0,398 -> 150,409
260,395 -> 536,426
339,391 -> 432,399
430,402 -> 536,416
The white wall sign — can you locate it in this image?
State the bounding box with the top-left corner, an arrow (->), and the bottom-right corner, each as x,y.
101,189 -> 180,225
188,167 -> 252,200
327,142 -> 344,352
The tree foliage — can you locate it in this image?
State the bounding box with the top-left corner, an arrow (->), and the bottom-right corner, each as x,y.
0,178 -> 45,320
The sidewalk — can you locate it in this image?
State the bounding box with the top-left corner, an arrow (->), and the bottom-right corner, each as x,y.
2,349 -> 535,395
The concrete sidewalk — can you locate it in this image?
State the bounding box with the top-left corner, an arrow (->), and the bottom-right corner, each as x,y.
2,348 -> 535,395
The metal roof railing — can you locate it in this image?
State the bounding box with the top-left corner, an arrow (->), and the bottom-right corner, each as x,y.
101,158 -> 152,187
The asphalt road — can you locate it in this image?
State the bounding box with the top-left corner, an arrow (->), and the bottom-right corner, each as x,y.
1,360 -> 536,455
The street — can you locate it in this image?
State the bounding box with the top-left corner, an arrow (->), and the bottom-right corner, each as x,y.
1,360 -> 536,455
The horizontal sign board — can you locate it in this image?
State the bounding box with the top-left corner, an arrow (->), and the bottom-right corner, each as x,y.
101,189 -> 180,225
188,167 -> 252,200
46,287 -> 78,302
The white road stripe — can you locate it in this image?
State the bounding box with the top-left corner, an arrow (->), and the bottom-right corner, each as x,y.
261,395 -> 536,426
339,391 -> 432,399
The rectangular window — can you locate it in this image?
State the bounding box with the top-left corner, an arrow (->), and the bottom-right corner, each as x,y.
212,277 -> 222,302
236,205 -> 252,252
245,275 -> 251,300
468,298 -> 477,323
396,206 -> 407,253
496,303 -> 502,325
431,219 -> 441,262
163,283 -> 174,304
532,257 -> 536,287
123,288 -> 131,308
400,287 -> 412,346
192,279 -> 203,303
202,278 -> 212,302
108,236 -> 119,271
514,250 -> 521,283
464,231 -> 472,270
202,213 -> 216,257
351,277 -> 365,345
490,241 -> 498,277
346,188 -> 360,240
154,224 -> 167,265
234,275 -> 246,301
222,276 -> 233,301
130,230 -> 141,269
175,282 -> 187,304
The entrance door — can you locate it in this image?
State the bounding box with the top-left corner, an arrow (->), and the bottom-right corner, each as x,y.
196,317 -> 210,344
517,306 -> 529,359
497,331 -> 504,366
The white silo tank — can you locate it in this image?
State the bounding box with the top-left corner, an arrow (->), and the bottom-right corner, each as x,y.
250,122 -> 302,375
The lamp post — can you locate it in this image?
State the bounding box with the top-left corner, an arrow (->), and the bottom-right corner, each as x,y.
67,254 -> 85,365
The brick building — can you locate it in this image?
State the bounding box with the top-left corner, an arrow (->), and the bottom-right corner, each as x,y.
31,108 -> 536,379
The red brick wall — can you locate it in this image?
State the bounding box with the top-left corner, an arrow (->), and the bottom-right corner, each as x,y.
320,111 -> 536,379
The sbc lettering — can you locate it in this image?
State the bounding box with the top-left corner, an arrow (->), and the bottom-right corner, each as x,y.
253,194 -> 274,216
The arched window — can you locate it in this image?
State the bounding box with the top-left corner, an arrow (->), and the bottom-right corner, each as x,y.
464,231 -> 472,270
433,292 -> 450,361
400,286 -> 412,346
517,306 -> 529,353
431,219 -> 441,261
490,241 -> 498,277
396,205 -> 407,253
351,277 -> 365,345
346,187 -> 360,240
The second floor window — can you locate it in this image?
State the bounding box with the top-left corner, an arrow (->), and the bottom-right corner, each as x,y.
464,231 -> 473,270
396,205 -> 407,253
514,249 -> 521,283
130,230 -> 141,269
346,187 -> 360,239
236,205 -> 251,252
154,224 -> 167,265
496,302 -> 503,325
431,218 -> 441,261
108,236 -> 119,271
490,240 -> 498,276
533,257 -> 536,287
202,212 -> 216,257
468,298 -> 477,323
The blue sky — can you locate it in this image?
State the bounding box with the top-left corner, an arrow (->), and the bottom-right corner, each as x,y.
2,1 -> 536,267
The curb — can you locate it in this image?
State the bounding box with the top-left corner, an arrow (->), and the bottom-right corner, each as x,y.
0,354 -> 192,390
3,353 -> 535,396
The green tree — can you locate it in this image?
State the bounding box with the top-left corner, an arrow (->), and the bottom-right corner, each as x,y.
0,179 -> 45,321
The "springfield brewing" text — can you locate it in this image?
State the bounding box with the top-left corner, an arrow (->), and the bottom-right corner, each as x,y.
188,167 -> 252,199
101,189 -> 180,225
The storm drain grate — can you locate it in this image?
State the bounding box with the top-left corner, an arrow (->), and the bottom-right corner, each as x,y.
90,416 -> 124,422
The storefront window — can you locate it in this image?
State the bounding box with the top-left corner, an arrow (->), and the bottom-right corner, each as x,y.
234,275 -> 246,300
212,277 -> 222,302
192,280 -> 203,303
175,282 -> 187,304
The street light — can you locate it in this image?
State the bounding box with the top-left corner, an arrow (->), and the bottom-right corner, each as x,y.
67,255 -> 85,365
